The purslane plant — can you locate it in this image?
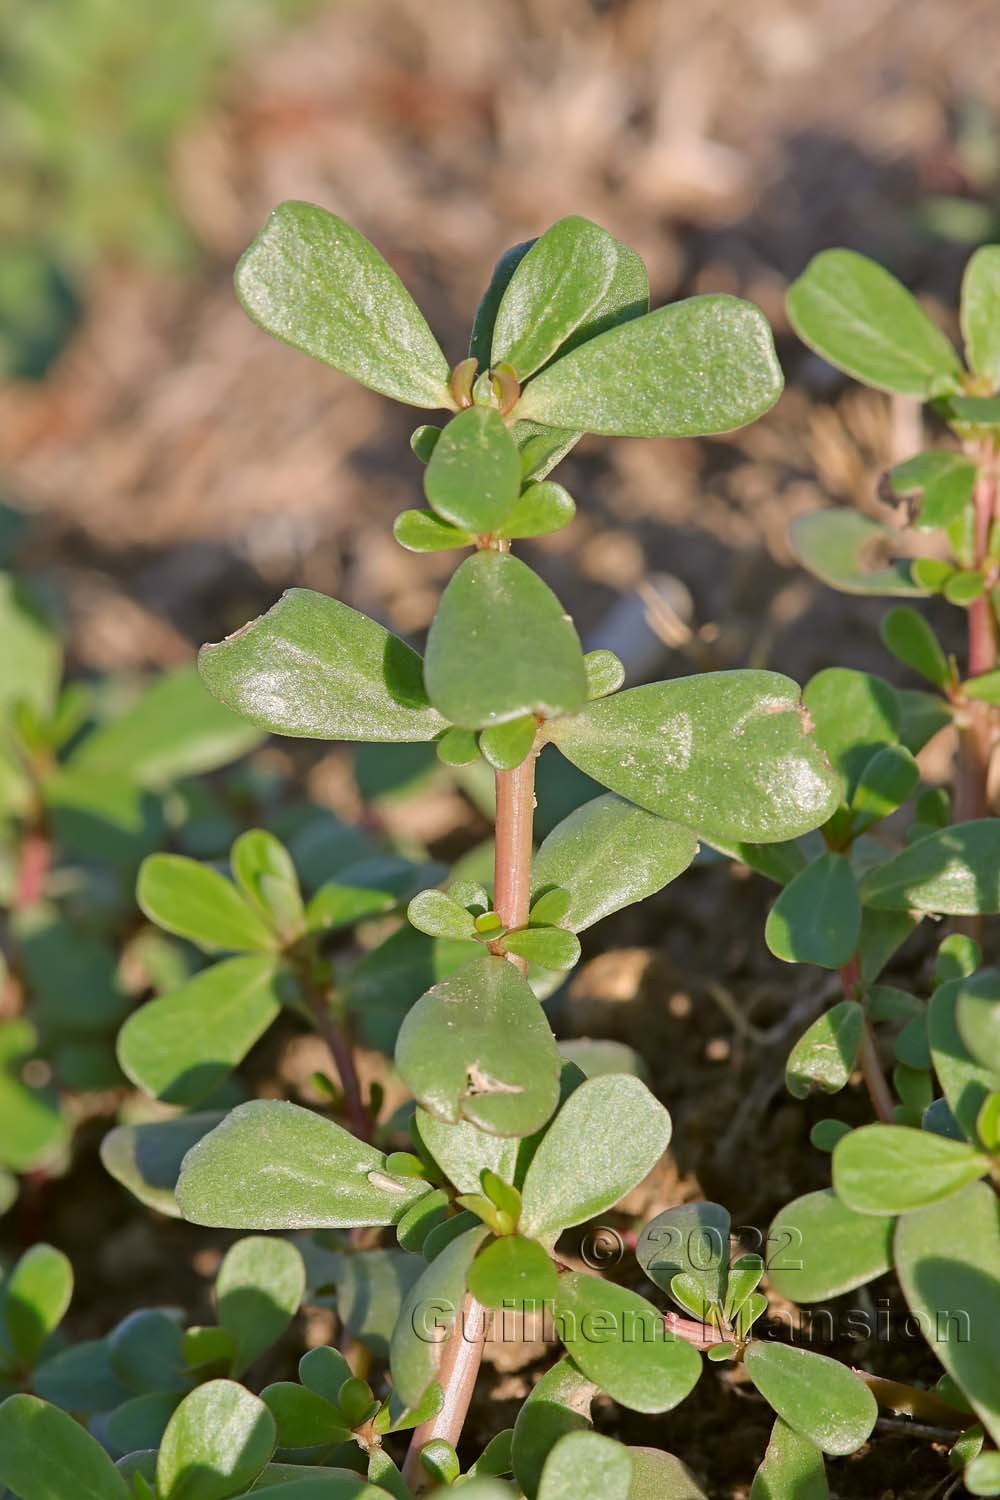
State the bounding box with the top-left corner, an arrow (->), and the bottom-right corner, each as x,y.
0,206 -> 855,1499
0,574 -> 262,1216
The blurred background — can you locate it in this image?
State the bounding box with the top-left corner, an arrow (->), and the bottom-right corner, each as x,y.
3,0 -> 999,693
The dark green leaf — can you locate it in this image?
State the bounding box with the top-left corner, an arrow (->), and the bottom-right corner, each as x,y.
521,1075 -> 671,1247
850,745 -> 921,832
259,1383 -> 349,1449
784,1001 -> 864,1096
511,421 -> 582,484
803,667 -> 900,797
929,978 -> 1000,1144
896,1183 -> 1000,1445
396,1188 -> 450,1253
155,1380 -> 276,1500
881,606 -> 950,689
962,246 -> 1000,388
199,589 -> 445,743
138,855 -> 276,954
964,670 -> 1000,704
957,969 -> 1000,1071
861,822 -> 1000,914
117,955 -> 287,1106
532,794 -> 696,933
469,240 -> 535,369
637,1203 -> 730,1307
511,1358 -> 595,1500
105,1392 -> 181,1459
789,510 -> 927,597
70,667 -> 261,787
750,1418 -> 828,1500
33,1338 -> 128,1414
537,1431 -> 631,1500
787,249 -> 961,396
300,1249 -> 421,1361
766,1191 -> 894,1301
517,296 -> 783,437
833,1123 -> 990,1214
551,670 -> 839,844
0,1392 -> 129,1500
108,1308 -> 188,1395
176,1100 -> 429,1229
389,1225 -> 489,1406
743,1342 -> 876,1456
425,553 -> 586,729
554,1274 -> 701,1414
424,407 -> 522,534
100,1112 -> 227,1218
0,1019 -> 68,1172
765,857 -> 860,969
468,1236 -> 560,1310
395,954 -> 562,1137
216,1237 -> 305,1376
235,202 -> 451,408
0,574 -> 61,720
629,1447 -> 708,1499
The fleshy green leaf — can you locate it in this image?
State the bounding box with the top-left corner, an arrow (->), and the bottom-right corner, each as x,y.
750,1418 -> 829,1500
469,240 -> 535,370
0,1020 -> 68,1173
637,1202 -> 730,1307
393,509 -> 473,553
891,452 -> 977,532
69,666 -> 262,787
511,1358 -> 595,1500
235,201 -> 451,408
33,1339 -> 129,1414
765,857 -> 860,969
832,1123 -> 990,1214
766,1191 -> 894,1302
532,794 -> 697,933
802,667 -> 899,797
230,831 -> 304,943
0,1392 -> 129,1500
861,822 -> 1000,914
215,1238 -> 305,1376
414,1109 -> 519,1195
479,715 -> 537,772
784,1001 -> 864,1096
789,510 -> 927,597
896,1183 -> 1000,1445
536,1431 -> 632,1500
881,606 -> 951,689
109,1308 -> 188,1395
929,978 -> 1000,1144
629,1447 -> 708,1499
548,671 -> 839,844
850,745 -> 920,832
499,482 -> 576,541
521,1075 -> 671,1246
743,1342 -> 876,1456
259,1383 -> 349,1449
155,1380 -> 276,1500
582,651 -> 625,701
787,249 -> 961,397
176,1100 -> 429,1229
962,246 -> 1000,388
117,955 -> 287,1106
491,217 -> 620,380
517,295 -> 783,437
395,954 -> 561,1137
137,855 -> 276,954
425,552 -> 586,729
389,1225 -> 489,1406
424,407 -> 522,534
407,889 -> 477,941
957,969 -> 1000,1070
301,1250 -> 421,1361
468,1236 -> 560,1310
3,1245 -> 72,1369
499,926 -> 580,971
554,1274 -> 701,1414
105,1392 -> 181,1458
964,670 -> 1000,704
199,589 -> 445,743
100,1112 -> 226,1218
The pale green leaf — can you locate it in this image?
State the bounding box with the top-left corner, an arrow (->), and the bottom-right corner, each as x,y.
138,855 -> 276,954
156,1380 -> 276,1500
511,1358 -> 595,1500
100,1112 -> 226,1218
216,1238 -> 305,1376
554,1274 -> 701,1414
766,858 -> 860,969
861,822 -> 1000,914
833,1123 -> 990,1214
766,1191 -> 894,1302
389,1225 -> 489,1406
537,1431 -> 631,1500
0,1393 -> 129,1500
744,1342 -> 876,1456
424,407 -> 522,534
3,1244 -> 72,1368
789,510 -> 927,597
750,1418 -> 828,1500
962,246 -> 1000,388
929,978 -> 1000,1145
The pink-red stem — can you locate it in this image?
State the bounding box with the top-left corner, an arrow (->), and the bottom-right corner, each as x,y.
839,957 -> 894,1123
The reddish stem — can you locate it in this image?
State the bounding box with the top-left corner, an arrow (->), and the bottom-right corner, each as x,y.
954,441 -> 998,825
404,752 -> 538,1486
14,826 -> 50,910
308,988 -> 372,1144
840,958 -> 894,1123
